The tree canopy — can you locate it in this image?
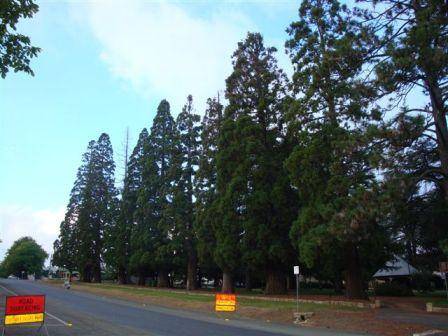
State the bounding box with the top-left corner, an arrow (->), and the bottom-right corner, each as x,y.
0,0 -> 40,78
1,237 -> 48,277
51,0 -> 447,299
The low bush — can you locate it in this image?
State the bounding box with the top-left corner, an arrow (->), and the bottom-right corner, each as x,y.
374,282 -> 413,296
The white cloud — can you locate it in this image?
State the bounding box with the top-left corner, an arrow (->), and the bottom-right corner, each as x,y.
72,0 -> 259,113
0,205 -> 64,263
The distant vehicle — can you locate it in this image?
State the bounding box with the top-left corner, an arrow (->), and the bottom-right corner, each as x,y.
7,275 -> 18,280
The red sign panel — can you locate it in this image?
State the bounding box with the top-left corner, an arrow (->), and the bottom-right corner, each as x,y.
5,295 -> 45,315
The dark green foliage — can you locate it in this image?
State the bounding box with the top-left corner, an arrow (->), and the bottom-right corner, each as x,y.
131,136 -> 158,285
51,0 -> 446,297
53,141 -> 95,273
0,0 -> 40,78
357,0 -> 448,200
53,134 -> 118,283
93,134 -> 119,282
171,95 -> 202,290
374,282 -> 414,297
357,0 -> 448,274
1,237 -> 48,277
286,0 -> 393,298
389,181 -> 448,271
141,100 -> 178,287
215,32 -> 296,293
195,97 -> 223,285
113,129 -> 148,284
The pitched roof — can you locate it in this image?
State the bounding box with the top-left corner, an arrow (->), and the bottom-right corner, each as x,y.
373,256 -> 418,277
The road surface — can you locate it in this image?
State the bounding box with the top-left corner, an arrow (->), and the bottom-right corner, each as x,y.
0,279 -> 362,336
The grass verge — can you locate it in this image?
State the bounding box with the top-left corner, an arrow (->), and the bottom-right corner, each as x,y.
66,281 -> 362,312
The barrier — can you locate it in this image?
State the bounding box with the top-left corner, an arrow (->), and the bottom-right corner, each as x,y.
2,295 -> 48,335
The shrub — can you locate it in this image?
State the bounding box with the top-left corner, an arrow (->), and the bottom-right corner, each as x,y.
374,282 -> 413,296
411,273 -> 433,292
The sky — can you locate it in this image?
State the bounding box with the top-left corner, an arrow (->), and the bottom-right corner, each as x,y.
0,0 -> 299,261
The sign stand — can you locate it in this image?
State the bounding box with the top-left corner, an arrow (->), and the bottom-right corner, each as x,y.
293,266 -> 300,323
440,262 -> 448,300
1,323 -> 49,336
37,320 -> 50,336
2,295 -> 49,336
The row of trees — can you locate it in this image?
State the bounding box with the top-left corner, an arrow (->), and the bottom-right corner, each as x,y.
53,0 -> 448,299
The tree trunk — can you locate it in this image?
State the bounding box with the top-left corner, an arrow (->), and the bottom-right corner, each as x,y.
117,266 -> 127,285
196,269 -> 202,289
213,277 -> 220,289
221,271 -> 234,293
157,270 -> 170,288
334,277 -> 344,294
344,244 -> 366,300
92,263 -> 101,283
137,273 -> 145,286
82,265 -> 92,283
245,271 -> 252,291
265,269 -> 286,295
286,275 -> 292,292
186,254 -> 197,291
428,83 -> 448,201
419,20 -> 448,202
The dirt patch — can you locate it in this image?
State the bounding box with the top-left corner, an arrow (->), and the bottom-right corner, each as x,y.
306,310 -> 428,336
379,297 -> 428,312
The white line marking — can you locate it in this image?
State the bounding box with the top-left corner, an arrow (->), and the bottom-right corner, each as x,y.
45,312 -> 70,326
0,283 -> 71,326
0,284 -> 16,295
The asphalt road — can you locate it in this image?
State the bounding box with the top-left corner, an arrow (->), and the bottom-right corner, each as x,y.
0,279 -> 362,336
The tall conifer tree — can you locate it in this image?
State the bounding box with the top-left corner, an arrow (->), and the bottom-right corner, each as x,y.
148,100 -> 178,287
286,0 -> 392,298
131,135 -> 159,285
195,97 -> 223,286
216,32 -> 295,293
55,134 -> 118,283
112,129 -> 148,284
53,143 -> 93,272
171,95 -> 202,290
358,0 -> 448,202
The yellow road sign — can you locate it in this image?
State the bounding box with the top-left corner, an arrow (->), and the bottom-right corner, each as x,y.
5,313 -> 44,325
215,305 -> 236,312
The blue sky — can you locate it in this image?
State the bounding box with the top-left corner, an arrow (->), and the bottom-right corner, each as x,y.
0,0 -> 299,259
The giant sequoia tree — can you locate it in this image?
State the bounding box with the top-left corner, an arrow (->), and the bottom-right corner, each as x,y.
54,134 -> 118,283
285,0 -> 392,299
195,97 -> 223,287
53,140 -> 95,276
172,95 -> 202,290
148,100 -> 178,287
215,32 -> 296,293
51,0 -> 445,298
131,133 -> 159,285
112,129 -> 148,284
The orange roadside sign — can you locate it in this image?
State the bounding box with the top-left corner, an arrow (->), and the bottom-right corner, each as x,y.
215,294 -> 236,312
